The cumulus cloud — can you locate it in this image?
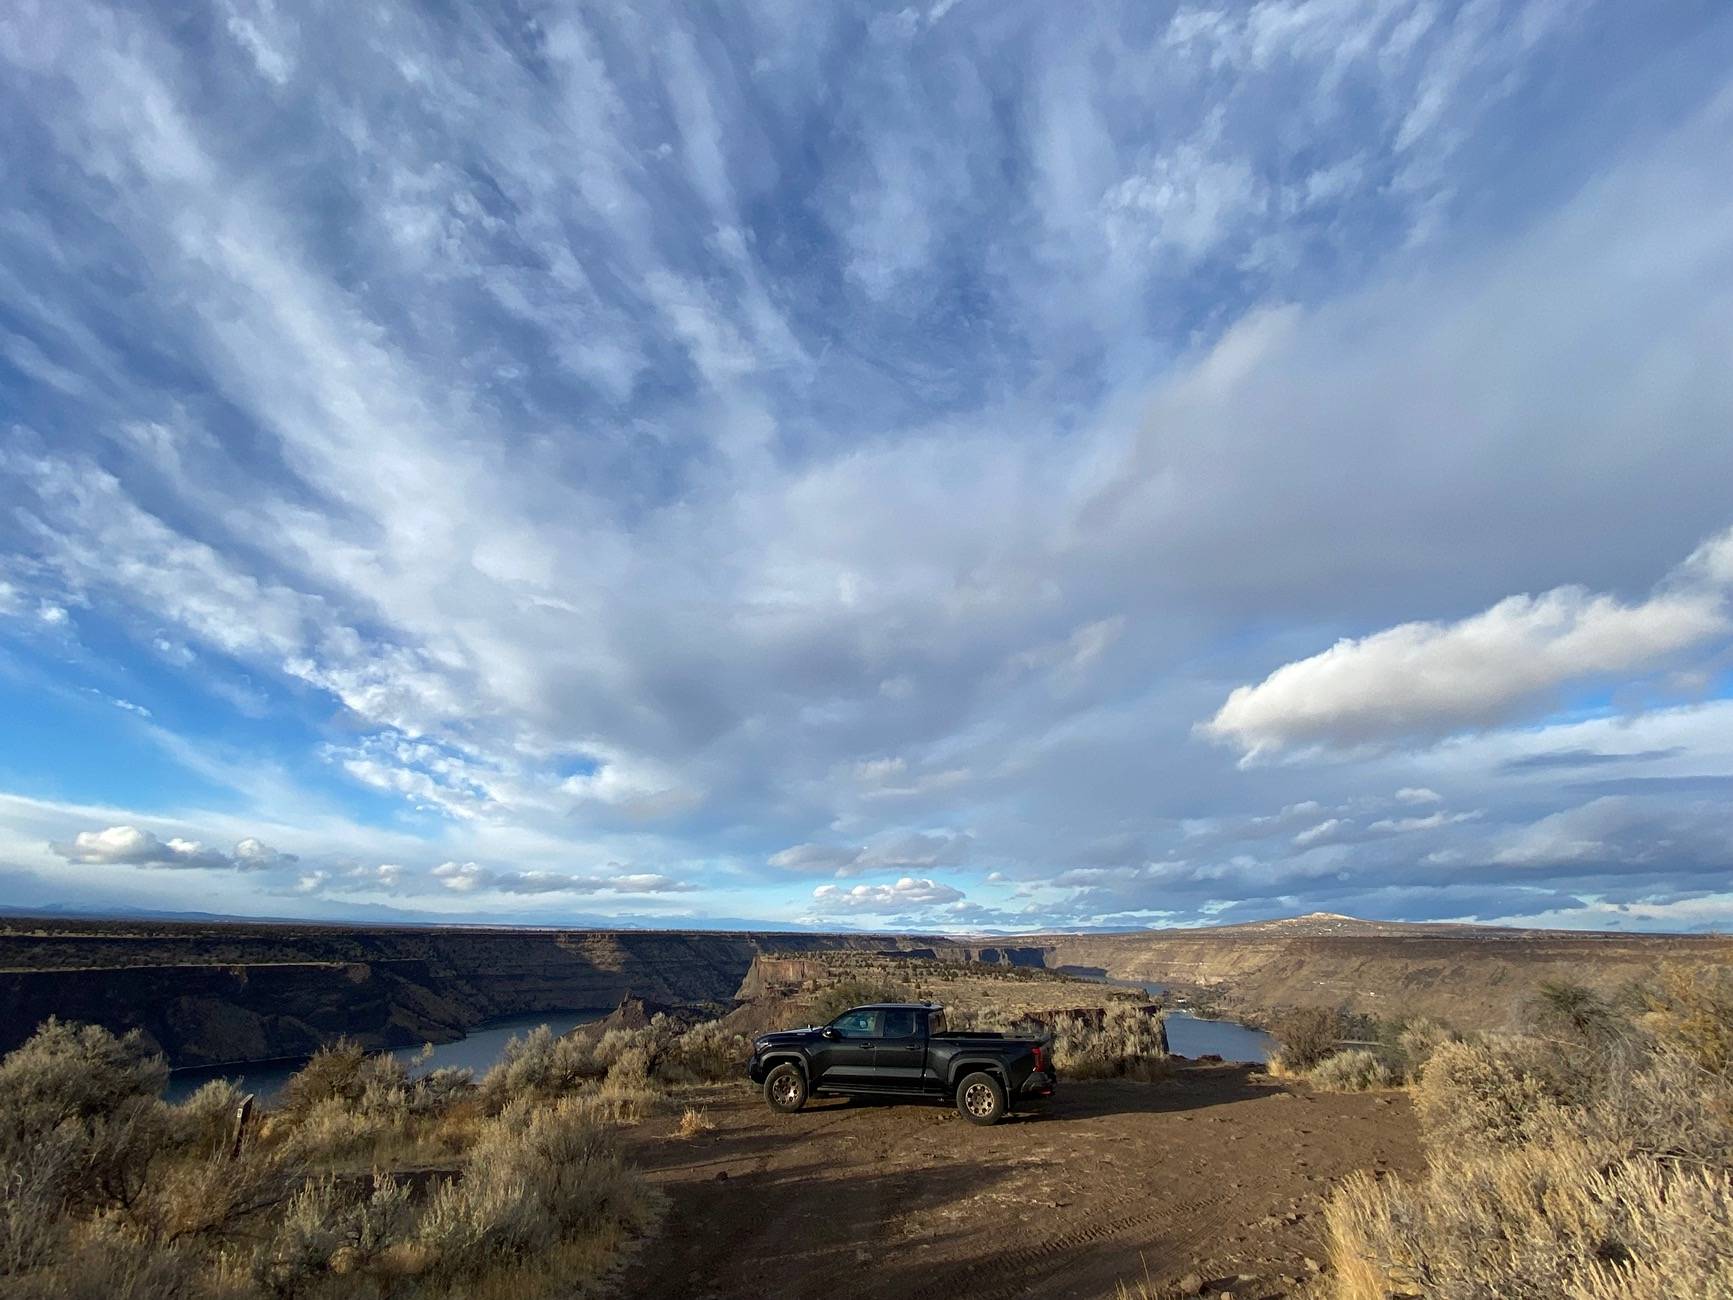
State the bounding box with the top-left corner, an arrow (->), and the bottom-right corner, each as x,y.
809,876 -> 966,914
1203,527 -> 1733,759
431,861 -> 693,895
769,831 -> 971,877
51,825 -> 295,872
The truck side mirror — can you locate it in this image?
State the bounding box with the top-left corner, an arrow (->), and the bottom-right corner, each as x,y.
820,1026 -> 838,1040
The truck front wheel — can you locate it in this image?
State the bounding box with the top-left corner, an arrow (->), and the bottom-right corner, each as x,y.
764,1062 -> 808,1114
955,1071 -> 1006,1125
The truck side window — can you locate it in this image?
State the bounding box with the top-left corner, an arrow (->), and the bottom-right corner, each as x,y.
831,1009 -> 878,1038
880,1009 -> 917,1038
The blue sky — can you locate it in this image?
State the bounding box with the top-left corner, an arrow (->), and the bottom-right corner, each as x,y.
3,0 -> 1732,932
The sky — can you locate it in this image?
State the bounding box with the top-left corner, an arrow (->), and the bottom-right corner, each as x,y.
2,1 -> 1732,934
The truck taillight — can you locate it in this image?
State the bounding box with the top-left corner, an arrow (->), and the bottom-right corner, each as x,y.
1033,1044 -> 1047,1073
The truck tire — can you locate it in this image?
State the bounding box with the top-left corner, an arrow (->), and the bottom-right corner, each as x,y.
955,1071 -> 1006,1125
763,1062 -> 808,1114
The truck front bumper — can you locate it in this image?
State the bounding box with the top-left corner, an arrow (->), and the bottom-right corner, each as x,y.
747,1056 -> 767,1084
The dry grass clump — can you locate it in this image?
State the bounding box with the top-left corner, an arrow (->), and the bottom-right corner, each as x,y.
1052,1004 -> 1169,1080
0,1018 -> 658,1300
947,1003 -> 1168,1080
674,1107 -> 715,1139
1307,1049 -> 1392,1092
1323,973 -> 1733,1299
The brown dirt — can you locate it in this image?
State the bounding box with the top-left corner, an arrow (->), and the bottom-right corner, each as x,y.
613,1063 -> 1421,1300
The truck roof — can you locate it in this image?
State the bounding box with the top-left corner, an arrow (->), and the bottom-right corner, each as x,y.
856,1002 -> 941,1011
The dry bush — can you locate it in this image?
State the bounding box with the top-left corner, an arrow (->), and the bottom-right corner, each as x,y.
477,1026 -> 602,1110
1309,1049 -> 1392,1092
1639,964 -> 1733,1074
5,1219 -> 204,1300
1271,1006 -> 1344,1072
1530,980 -> 1622,1049
167,1080 -> 246,1159
0,1020 -> 171,1216
0,1019 -> 168,1139
416,1099 -> 652,1281
1051,1005 -> 1168,1080
1414,1037 -> 1574,1152
674,1107 -> 714,1138
275,1040 -> 370,1119
1326,1001 -> 1733,1300
1393,1017 -> 1456,1079
252,1172 -> 413,1296
1325,1139 -> 1733,1300
666,1021 -> 752,1083
135,1146 -> 292,1247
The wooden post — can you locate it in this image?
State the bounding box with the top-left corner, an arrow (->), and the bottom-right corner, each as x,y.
229,1093 -> 255,1160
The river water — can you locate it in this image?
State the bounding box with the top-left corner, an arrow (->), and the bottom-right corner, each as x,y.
162,1009 -> 606,1105
1102,978 -> 1275,1063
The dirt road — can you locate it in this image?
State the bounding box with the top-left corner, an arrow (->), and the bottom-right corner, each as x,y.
613,1063 -> 1420,1300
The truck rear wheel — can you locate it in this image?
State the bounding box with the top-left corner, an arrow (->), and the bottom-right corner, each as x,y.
764,1062 -> 808,1114
955,1071 -> 1006,1125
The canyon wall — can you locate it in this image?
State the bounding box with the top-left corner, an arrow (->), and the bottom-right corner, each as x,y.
0,922 -> 934,1066
1038,922 -> 1733,1028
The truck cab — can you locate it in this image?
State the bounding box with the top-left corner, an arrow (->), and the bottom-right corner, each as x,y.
746,1002 -> 1055,1125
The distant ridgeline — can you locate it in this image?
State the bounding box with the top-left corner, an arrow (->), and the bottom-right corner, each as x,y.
0,922 -> 1030,1067
1,915 -> 1722,1067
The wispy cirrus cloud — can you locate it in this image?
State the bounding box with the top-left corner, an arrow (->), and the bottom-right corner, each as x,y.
1,2 -> 1732,932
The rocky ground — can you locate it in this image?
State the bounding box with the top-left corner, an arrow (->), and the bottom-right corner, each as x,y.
614,1062 -> 1421,1300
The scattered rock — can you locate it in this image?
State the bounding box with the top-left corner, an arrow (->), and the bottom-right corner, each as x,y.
1303,1257 -> 1322,1274
1178,1272 -> 1205,1296
715,1170 -> 729,1181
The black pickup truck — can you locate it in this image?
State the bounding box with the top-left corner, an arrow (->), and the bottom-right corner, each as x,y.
746,1002 -> 1055,1125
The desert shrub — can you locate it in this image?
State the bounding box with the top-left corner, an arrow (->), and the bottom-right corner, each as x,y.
1309,1049 -> 1392,1092
6,1220 -> 203,1300
1530,980 -> 1622,1049
0,1136 -> 72,1275
415,1066 -> 475,1110
1639,964 -> 1733,1074
1325,1139 -> 1733,1300
1051,1005 -> 1168,1080
1393,1017 -> 1456,1079
136,1146 -> 292,1246
417,1099 -> 650,1279
0,1021 -> 172,1215
276,1040 -> 369,1119
1325,994 -> 1733,1300
167,1080 -> 245,1159
807,979 -> 907,1026
1271,1006 -> 1344,1072
666,1021 -> 752,1082
0,1019 -> 168,1142
477,1027 -> 601,1111
1415,1037 -> 1575,1152
252,1172 -> 412,1296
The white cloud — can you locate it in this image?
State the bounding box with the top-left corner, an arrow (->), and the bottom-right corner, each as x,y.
51,825 -> 295,872
809,876 -> 966,914
431,861 -> 693,895
1203,527 -> 1733,759
1395,787 -> 1442,804
770,830 -> 971,877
